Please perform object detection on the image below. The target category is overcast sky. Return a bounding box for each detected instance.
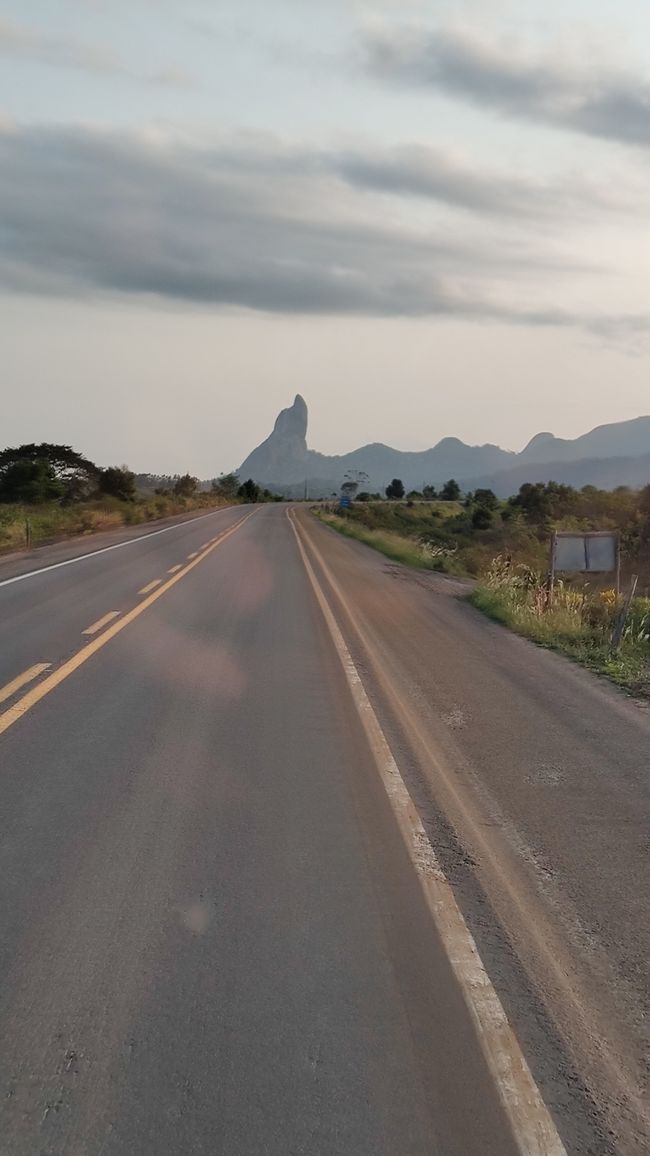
[2,0,650,474]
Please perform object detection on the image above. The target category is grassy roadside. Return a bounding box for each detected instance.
[313,505,650,699]
[0,493,233,555]
[468,562,650,698]
[314,509,462,572]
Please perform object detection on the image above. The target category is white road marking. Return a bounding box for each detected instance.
[0,511,257,741]
[0,509,231,589]
[82,611,121,636]
[288,509,566,1156]
[138,579,162,595]
[167,564,183,574]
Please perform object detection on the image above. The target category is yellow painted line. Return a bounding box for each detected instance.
[138,579,162,595]
[0,663,51,706]
[82,611,120,636]
[288,509,566,1156]
[187,552,198,559]
[0,510,256,740]
[167,564,182,574]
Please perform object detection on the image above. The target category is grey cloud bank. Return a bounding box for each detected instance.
[363,25,650,148]
[0,124,645,337]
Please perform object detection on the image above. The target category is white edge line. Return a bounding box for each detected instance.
[287,509,566,1156]
[0,508,232,589]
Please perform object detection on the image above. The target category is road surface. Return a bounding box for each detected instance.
[0,503,648,1153]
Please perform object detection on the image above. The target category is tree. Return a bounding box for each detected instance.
[0,458,64,504]
[99,466,136,502]
[173,473,198,498]
[345,469,368,487]
[385,478,405,500]
[422,485,437,500]
[211,472,240,498]
[238,478,261,502]
[0,443,98,504]
[508,481,577,525]
[340,469,369,503]
[472,488,498,511]
[471,505,493,530]
[441,479,461,501]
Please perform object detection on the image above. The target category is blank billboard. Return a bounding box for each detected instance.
[554,533,617,573]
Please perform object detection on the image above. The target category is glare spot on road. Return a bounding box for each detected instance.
[181,898,213,935]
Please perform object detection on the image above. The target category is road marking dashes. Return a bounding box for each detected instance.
[0,510,258,742]
[138,579,162,595]
[83,611,120,636]
[0,664,51,706]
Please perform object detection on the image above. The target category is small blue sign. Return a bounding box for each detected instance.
[339,496,351,509]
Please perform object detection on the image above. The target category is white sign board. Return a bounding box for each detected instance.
[554,532,618,573]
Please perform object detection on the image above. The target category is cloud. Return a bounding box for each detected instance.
[331,144,628,221]
[0,17,193,87]
[362,24,650,148]
[0,123,646,338]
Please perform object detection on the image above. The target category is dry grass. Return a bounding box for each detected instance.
[469,556,650,697]
[316,511,456,570]
[0,493,230,554]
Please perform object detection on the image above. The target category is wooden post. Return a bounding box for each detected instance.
[611,574,638,650]
[547,532,557,608]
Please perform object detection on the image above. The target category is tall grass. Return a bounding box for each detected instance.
[316,511,456,570]
[469,556,650,696]
[313,502,650,696]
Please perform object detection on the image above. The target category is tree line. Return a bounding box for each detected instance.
[344,474,650,542]
[0,444,274,507]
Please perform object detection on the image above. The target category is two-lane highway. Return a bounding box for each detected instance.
[4,499,646,1153]
[0,504,248,698]
[0,504,526,1155]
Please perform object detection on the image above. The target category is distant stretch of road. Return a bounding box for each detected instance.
[0,503,648,1154]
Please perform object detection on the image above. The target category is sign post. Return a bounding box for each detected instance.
[547,530,620,608]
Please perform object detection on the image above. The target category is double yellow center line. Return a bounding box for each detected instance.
[0,510,256,740]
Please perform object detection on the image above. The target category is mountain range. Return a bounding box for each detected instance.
[238,395,650,497]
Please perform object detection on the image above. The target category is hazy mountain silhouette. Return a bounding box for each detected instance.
[239,395,650,496]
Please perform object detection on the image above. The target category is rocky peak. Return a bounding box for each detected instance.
[273,394,308,442]
[238,393,310,484]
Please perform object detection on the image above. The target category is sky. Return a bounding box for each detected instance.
[2,0,650,475]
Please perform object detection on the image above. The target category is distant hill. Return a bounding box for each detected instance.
[238,396,650,496]
[519,417,650,465]
[468,452,650,498]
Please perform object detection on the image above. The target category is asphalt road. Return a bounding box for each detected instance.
[0,503,647,1154]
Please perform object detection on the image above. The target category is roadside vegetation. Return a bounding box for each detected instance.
[470,557,650,696]
[314,478,650,697]
[0,445,275,554]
